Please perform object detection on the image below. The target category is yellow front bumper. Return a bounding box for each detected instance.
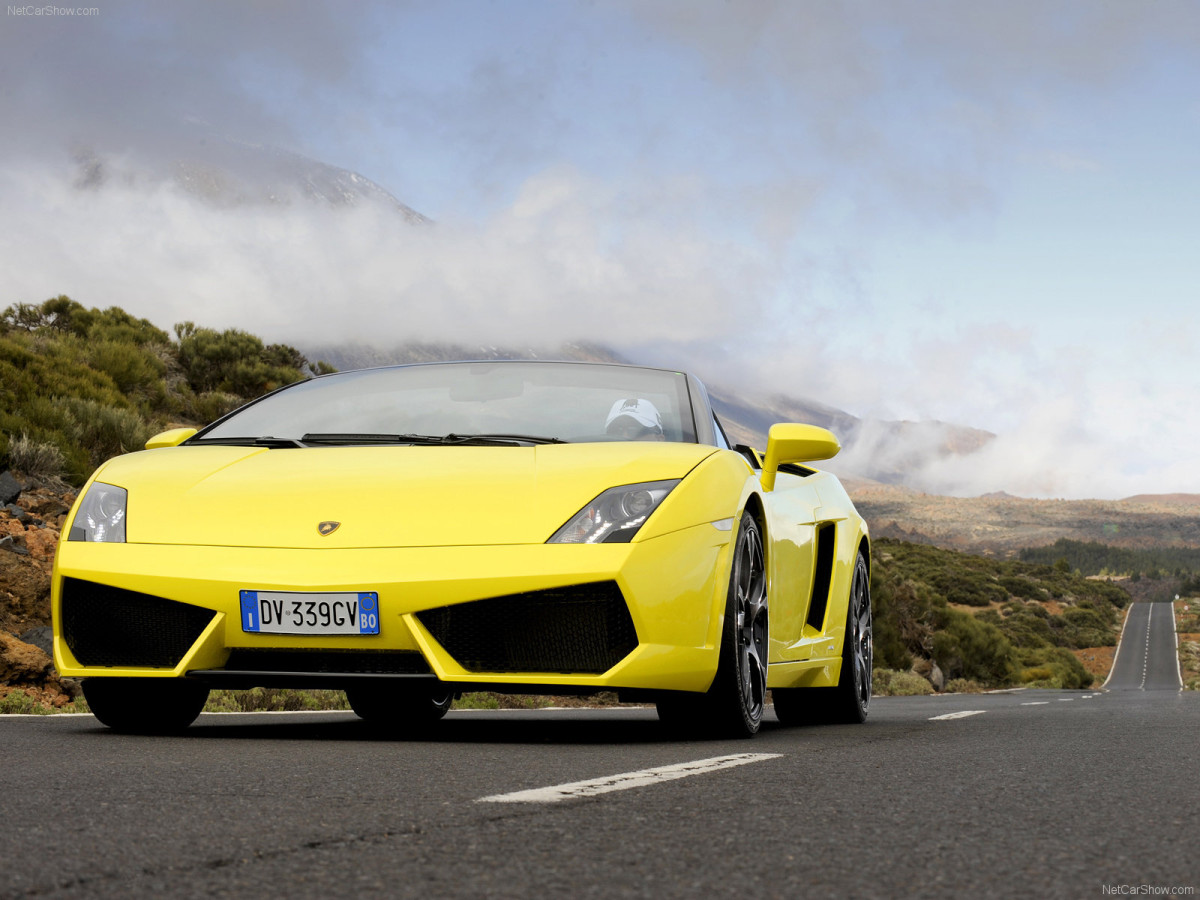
[52,522,733,693]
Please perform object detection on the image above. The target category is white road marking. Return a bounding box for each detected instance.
[1057,698,1074,702]
[1140,603,1154,690]
[929,710,986,721]
[1103,602,1136,689]
[1021,702,1051,706]
[478,753,783,804]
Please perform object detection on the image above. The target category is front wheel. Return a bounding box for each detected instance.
[773,551,872,726]
[657,512,768,738]
[82,677,210,734]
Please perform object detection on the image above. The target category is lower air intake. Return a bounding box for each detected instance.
[417,582,638,674]
[60,577,215,668]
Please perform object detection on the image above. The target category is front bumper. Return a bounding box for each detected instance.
[52,522,733,694]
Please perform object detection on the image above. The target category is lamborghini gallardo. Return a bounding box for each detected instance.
[52,360,872,737]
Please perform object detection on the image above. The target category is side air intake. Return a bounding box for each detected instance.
[806,522,837,631]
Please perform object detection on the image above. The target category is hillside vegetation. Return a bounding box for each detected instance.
[0,296,333,483]
[1019,538,1200,581]
[870,537,1130,690]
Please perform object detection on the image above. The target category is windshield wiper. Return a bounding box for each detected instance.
[301,432,566,446]
[190,436,305,448]
[301,433,405,444]
[221,432,571,448]
[441,433,568,445]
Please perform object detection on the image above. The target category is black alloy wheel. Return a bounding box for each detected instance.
[845,552,873,718]
[730,513,769,732]
[657,512,768,738]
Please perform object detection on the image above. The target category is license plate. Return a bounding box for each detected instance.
[239,591,380,635]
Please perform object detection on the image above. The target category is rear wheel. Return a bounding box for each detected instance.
[657,513,768,738]
[82,677,210,734]
[773,551,872,725]
[346,682,454,726]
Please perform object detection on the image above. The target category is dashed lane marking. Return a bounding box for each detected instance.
[929,710,986,721]
[478,753,783,804]
[1140,603,1154,690]
[1021,702,1051,706]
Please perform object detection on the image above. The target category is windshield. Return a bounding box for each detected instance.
[196,362,699,444]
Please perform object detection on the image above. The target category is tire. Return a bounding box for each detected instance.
[657,512,768,738]
[773,551,872,726]
[346,682,454,726]
[82,677,210,734]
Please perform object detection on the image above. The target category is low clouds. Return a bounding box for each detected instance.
[0,153,766,355]
[2,2,1199,499]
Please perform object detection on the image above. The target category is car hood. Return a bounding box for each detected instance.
[92,442,718,548]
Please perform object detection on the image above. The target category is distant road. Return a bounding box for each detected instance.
[1105,601,1182,690]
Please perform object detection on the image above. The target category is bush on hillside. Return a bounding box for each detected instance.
[1,296,335,484]
[931,609,1018,684]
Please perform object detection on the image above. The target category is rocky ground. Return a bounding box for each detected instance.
[0,470,80,707]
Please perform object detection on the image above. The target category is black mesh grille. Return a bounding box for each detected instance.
[222,649,430,675]
[60,577,215,668]
[417,582,638,674]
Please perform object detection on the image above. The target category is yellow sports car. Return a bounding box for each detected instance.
[53,361,871,737]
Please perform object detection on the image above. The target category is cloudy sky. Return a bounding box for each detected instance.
[2,1,1198,498]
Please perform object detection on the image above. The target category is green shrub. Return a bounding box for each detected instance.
[944,678,985,693]
[999,575,1049,602]
[5,433,67,479]
[87,339,166,396]
[932,609,1018,685]
[998,609,1056,649]
[0,690,39,714]
[175,323,307,397]
[1058,606,1116,648]
[190,391,244,424]
[55,397,154,467]
[871,669,934,696]
[204,688,350,712]
[1017,647,1093,689]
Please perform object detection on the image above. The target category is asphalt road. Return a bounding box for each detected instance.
[2,607,1194,900]
[1106,601,1184,690]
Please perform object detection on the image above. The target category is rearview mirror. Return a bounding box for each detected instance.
[760,423,840,491]
[145,427,198,450]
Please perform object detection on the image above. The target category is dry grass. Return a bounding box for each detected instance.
[1072,646,1117,682]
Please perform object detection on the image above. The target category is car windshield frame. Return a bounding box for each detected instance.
[191,361,703,446]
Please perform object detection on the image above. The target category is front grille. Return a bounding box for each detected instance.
[222,649,431,675]
[417,582,638,674]
[60,577,215,668]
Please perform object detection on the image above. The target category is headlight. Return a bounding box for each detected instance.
[68,482,127,543]
[548,480,679,544]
